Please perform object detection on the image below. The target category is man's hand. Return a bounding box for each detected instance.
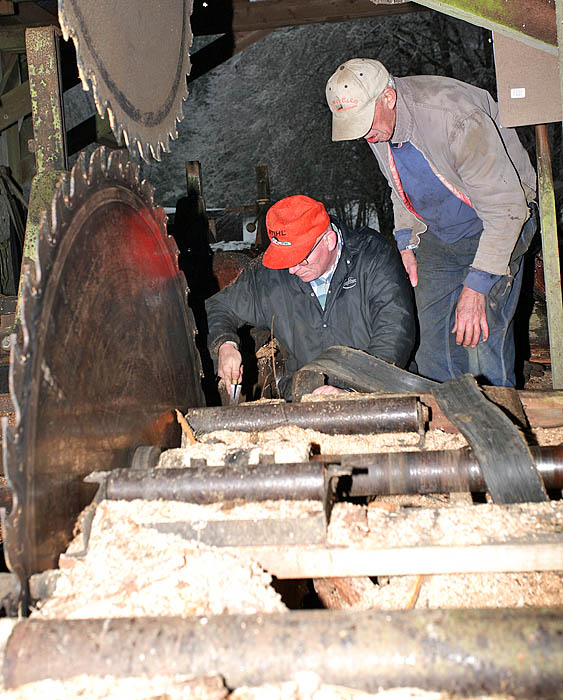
[400,249,418,287]
[311,385,347,396]
[452,286,489,347]
[218,343,243,385]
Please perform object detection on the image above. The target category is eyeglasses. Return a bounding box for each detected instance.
[297,233,327,266]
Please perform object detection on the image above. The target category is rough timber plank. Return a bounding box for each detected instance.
[249,540,563,579]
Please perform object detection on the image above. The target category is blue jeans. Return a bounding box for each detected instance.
[413,211,537,386]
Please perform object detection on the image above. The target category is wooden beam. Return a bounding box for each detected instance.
[0,79,30,131]
[198,0,425,34]
[11,1,58,26]
[0,1,15,16]
[536,125,563,389]
[189,30,272,83]
[251,540,563,578]
[0,27,26,52]
[414,0,556,54]
[233,29,271,53]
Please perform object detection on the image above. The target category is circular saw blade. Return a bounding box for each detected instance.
[1,147,204,602]
[58,0,193,161]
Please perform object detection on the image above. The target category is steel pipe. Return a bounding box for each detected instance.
[104,462,328,503]
[342,444,563,496]
[185,395,426,435]
[3,609,563,696]
[98,445,563,503]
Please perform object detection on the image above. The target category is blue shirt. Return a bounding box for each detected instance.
[391,141,501,295]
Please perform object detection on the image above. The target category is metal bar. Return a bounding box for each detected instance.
[104,462,327,503]
[185,395,426,435]
[342,445,563,496]
[25,27,66,174]
[16,27,68,323]
[97,445,563,504]
[3,609,563,696]
[536,124,563,389]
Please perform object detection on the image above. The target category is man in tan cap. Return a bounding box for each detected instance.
[205,194,415,400]
[326,59,537,387]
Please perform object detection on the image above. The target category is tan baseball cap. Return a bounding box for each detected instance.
[326,58,390,141]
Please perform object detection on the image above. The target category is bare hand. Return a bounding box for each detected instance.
[218,343,243,385]
[400,249,418,287]
[452,286,489,347]
[311,385,348,396]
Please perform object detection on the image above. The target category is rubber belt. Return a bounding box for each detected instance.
[293,346,548,503]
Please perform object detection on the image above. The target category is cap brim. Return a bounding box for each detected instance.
[331,99,376,142]
[262,240,314,270]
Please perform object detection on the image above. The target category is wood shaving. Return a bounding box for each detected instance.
[531,426,563,445]
[312,570,563,611]
[0,674,228,700]
[327,500,563,548]
[34,500,287,620]
[0,674,516,700]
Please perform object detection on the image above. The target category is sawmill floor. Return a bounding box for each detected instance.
[0,363,562,699]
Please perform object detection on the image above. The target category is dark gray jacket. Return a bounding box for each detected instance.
[205,220,415,399]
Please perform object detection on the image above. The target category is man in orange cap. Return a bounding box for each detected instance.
[205,194,415,399]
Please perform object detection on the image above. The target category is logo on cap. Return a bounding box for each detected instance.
[271,235,291,247]
[330,97,359,112]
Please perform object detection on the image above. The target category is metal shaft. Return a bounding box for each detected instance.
[101,445,563,503]
[185,395,426,435]
[105,462,327,503]
[3,609,563,697]
[343,444,563,496]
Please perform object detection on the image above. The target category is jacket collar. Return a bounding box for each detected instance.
[391,77,414,145]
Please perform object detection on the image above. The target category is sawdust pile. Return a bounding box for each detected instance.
[0,671,518,700]
[34,500,286,620]
[170,425,469,469]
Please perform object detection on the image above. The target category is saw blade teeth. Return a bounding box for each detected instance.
[56,172,71,209]
[123,160,140,191]
[9,341,25,431]
[18,268,37,351]
[50,184,69,244]
[107,149,125,181]
[69,152,90,205]
[139,178,155,208]
[155,206,168,231]
[149,142,162,162]
[89,146,109,186]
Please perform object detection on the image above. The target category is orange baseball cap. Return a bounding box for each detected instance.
[263,195,330,269]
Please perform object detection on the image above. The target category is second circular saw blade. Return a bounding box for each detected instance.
[59,0,193,161]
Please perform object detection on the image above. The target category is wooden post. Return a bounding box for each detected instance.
[535,124,563,389]
[185,160,212,241]
[254,162,270,250]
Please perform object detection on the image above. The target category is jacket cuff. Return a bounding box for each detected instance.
[463,268,502,296]
[210,332,240,359]
[394,228,413,251]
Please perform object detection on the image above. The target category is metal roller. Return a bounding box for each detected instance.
[3,609,563,697]
[96,445,563,504]
[185,395,427,435]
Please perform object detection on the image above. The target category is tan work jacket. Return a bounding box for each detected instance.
[369,75,537,276]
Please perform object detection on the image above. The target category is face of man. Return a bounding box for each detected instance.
[288,228,337,282]
[363,88,397,144]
